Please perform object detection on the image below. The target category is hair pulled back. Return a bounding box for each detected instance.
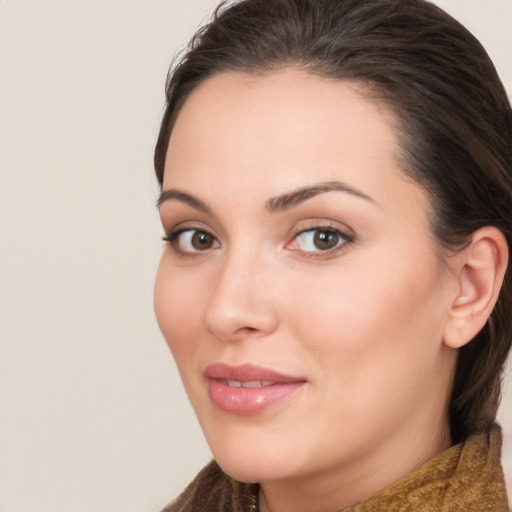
[154,0,512,443]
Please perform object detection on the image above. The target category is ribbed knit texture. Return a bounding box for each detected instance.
[162,424,509,512]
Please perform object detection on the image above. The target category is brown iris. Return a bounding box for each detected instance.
[191,231,215,250]
[313,230,340,250]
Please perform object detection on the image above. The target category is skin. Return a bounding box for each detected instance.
[154,70,461,512]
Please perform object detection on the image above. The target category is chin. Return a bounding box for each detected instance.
[204,426,309,484]
[215,453,294,484]
[216,461,265,484]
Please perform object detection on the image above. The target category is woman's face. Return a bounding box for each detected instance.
[154,70,458,491]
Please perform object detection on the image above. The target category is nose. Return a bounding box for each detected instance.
[203,249,279,342]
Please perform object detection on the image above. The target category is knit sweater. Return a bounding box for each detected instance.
[162,424,509,511]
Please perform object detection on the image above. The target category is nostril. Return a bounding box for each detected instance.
[232,326,261,337]
[237,326,261,336]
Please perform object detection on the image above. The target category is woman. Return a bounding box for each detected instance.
[153,0,512,510]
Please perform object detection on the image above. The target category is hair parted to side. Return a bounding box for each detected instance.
[154,0,512,443]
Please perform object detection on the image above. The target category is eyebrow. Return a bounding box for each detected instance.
[157,189,212,213]
[157,180,373,214]
[265,181,374,213]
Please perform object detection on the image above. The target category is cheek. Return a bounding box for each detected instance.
[284,250,448,370]
[154,256,206,362]
[280,253,452,446]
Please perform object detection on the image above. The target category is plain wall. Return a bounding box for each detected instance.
[0,1,511,511]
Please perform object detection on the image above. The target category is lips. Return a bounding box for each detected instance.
[205,363,306,415]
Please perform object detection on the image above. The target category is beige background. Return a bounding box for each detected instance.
[0,1,511,511]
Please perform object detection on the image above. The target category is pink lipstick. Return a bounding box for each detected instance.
[205,363,306,415]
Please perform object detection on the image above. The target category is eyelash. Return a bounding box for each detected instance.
[162,228,220,255]
[162,225,354,258]
[286,225,354,258]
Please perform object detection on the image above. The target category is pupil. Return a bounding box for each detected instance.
[192,231,212,250]
[314,230,338,250]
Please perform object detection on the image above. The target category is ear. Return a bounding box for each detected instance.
[443,226,508,349]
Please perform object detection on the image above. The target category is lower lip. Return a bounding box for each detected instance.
[208,379,305,415]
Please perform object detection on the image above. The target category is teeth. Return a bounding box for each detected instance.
[226,380,274,388]
[243,380,265,388]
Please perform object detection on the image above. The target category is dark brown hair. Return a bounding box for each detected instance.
[154,0,512,443]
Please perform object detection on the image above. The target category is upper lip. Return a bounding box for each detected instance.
[204,362,306,383]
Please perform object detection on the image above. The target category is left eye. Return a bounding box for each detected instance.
[164,229,220,253]
[291,228,350,253]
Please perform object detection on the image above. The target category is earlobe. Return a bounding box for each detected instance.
[443,227,508,349]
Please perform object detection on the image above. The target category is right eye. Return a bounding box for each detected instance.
[163,229,220,254]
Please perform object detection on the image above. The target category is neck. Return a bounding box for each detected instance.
[258,418,451,512]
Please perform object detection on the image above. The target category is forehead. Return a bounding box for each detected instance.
[163,69,425,216]
[167,69,400,165]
